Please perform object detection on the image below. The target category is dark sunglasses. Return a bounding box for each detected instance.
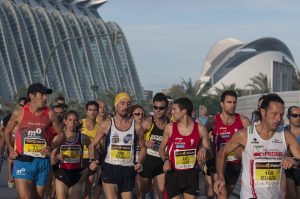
[133,112,144,116]
[19,104,24,107]
[154,106,166,110]
[290,114,300,119]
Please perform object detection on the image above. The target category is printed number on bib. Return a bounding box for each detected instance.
[23,138,46,157]
[111,145,131,163]
[174,149,196,169]
[255,161,281,187]
[83,145,89,159]
[61,145,81,163]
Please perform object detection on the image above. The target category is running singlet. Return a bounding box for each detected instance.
[213,113,244,163]
[15,104,51,158]
[81,119,99,159]
[241,125,287,199]
[145,119,164,157]
[104,118,136,166]
[59,132,83,170]
[168,122,200,170]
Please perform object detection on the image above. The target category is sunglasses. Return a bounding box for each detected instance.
[154,106,166,110]
[290,114,300,119]
[19,104,24,107]
[133,112,144,116]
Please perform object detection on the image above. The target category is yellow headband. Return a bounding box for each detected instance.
[114,92,131,107]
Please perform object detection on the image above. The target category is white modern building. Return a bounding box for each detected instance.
[199,37,300,94]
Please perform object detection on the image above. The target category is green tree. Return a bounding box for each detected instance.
[214,83,247,97]
[246,72,271,94]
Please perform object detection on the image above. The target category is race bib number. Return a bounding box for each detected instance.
[23,138,46,158]
[111,145,132,164]
[255,161,281,187]
[83,145,89,159]
[174,149,196,169]
[60,145,81,163]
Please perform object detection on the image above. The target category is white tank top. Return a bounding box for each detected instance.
[241,124,287,199]
[104,118,136,166]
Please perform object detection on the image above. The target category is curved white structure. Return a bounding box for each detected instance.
[199,37,300,94]
[0,0,144,101]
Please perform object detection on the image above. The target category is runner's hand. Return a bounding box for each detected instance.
[89,160,99,171]
[197,147,207,162]
[8,148,18,160]
[40,146,52,156]
[163,159,171,172]
[281,157,296,169]
[214,175,226,196]
[134,162,143,173]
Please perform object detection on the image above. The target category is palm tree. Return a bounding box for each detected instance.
[246,72,271,94]
[214,83,246,97]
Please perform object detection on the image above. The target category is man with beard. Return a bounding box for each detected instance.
[136,93,169,199]
[215,94,300,199]
[205,90,250,198]
[4,83,64,199]
[89,92,146,199]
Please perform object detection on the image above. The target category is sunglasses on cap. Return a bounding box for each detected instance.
[154,106,166,110]
[290,114,300,119]
[133,112,144,116]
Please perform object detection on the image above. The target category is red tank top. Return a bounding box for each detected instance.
[15,104,52,157]
[168,121,200,170]
[213,113,244,163]
[59,132,83,170]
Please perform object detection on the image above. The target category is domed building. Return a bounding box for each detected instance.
[199,37,300,94]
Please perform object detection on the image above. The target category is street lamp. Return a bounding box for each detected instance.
[90,85,99,100]
[43,32,119,85]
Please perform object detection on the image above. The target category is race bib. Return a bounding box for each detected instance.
[83,145,89,159]
[110,145,132,164]
[23,138,46,158]
[255,161,281,187]
[60,145,81,163]
[174,149,196,169]
[147,140,161,157]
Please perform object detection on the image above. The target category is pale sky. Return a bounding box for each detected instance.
[98,0,300,93]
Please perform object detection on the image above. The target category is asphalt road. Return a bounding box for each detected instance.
[0,159,239,199]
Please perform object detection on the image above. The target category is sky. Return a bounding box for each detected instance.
[98,0,300,93]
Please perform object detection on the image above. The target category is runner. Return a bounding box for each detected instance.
[158,97,212,199]
[215,93,300,199]
[4,83,64,199]
[53,110,91,199]
[96,100,107,124]
[89,92,146,199]
[285,106,300,199]
[205,90,250,198]
[198,105,208,125]
[136,93,169,199]
[80,101,100,199]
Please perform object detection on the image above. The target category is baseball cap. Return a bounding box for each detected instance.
[27,83,52,96]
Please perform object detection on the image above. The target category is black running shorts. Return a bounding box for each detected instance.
[285,168,300,186]
[139,155,164,178]
[165,169,199,199]
[54,168,83,187]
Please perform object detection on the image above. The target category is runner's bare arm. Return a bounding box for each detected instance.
[241,115,251,127]
[159,123,172,172]
[136,122,146,164]
[158,123,172,160]
[282,130,300,168]
[215,129,247,194]
[4,109,22,154]
[197,124,213,161]
[88,119,110,160]
[49,110,65,148]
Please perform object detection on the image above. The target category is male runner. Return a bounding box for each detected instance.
[159,97,212,199]
[80,101,100,199]
[136,92,169,199]
[285,106,300,199]
[215,94,300,199]
[53,110,91,199]
[96,100,107,123]
[4,83,64,199]
[89,92,146,199]
[205,90,250,198]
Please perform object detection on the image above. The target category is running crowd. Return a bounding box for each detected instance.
[0,82,300,199]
